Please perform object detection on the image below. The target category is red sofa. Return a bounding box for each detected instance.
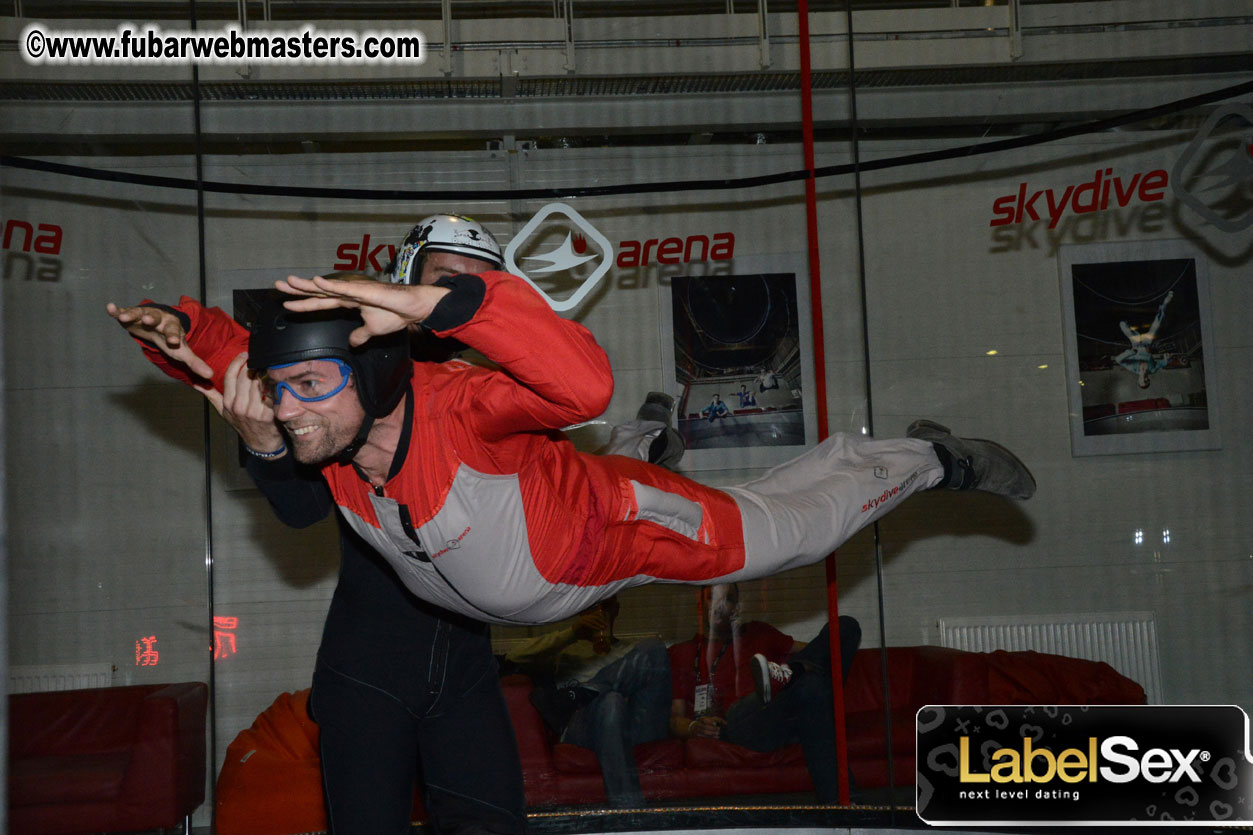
[8,682,208,835]
[505,645,1146,804]
[842,646,1146,788]
[216,646,1145,832]
[506,673,812,806]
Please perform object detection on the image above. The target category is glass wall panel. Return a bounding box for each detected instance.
[5,1,1249,831]
[195,146,519,831]
[848,1,1253,822]
[1,5,216,831]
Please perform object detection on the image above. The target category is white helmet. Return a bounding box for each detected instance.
[387,214,503,285]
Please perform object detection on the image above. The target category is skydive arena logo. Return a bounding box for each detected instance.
[917,705,1253,825]
[1172,101,1253,233]
[504,203,612,312]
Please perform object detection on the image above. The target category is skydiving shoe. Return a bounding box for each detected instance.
[638,392,687,471]
[637,391,674,425]
[648,428,686,471]
[751,654,795,705]
[907,420,1036,500]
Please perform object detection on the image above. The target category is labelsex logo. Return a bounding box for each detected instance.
[504,203,613,312]
[917,704,1253,826]
[960,735,1207,785]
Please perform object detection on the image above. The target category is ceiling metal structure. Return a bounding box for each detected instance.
[5,1,1101,20]
[0,0,1249,148]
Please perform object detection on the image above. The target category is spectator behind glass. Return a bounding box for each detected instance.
[668,583,861,804]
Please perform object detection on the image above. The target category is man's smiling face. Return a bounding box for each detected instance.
[264,359,366,464]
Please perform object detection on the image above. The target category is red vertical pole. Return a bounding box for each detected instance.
[797,11,827,441]
[798,0,851,807]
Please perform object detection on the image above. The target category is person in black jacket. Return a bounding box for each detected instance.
[232,216,528,835]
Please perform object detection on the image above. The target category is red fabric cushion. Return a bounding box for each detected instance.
[984,650,1146,705]
[9,688,146,757]
[552,743,599,772]
[635,739,684,772]
[845,709,917,760]
[9,801,126,835]
[683,738,805,769]
[552,738,683,773]
[9,752,130,805]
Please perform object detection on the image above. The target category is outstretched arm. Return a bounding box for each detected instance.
[106,302,215,380]
[109,296,334,527]
[277,275,450,344]
[277,271,614,438]
[107,296,250,393]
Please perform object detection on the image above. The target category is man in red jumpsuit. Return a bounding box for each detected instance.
[108,271,1034,626]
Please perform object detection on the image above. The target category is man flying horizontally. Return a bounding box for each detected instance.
[108,270,1035,625]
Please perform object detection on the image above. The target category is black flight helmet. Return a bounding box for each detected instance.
[246,293,411,419]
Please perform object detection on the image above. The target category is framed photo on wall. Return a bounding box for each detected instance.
[1057,239,1221,456]
[659,253,819,472]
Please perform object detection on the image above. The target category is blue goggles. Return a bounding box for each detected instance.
[262,359,352,405]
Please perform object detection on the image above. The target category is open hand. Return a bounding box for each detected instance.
[688,716,725,739]
[276,275,450,347]
[106,302,214,380]
[572,610,611,642]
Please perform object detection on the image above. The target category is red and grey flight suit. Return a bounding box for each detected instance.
[140,272,943,626]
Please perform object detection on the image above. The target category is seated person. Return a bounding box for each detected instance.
[668,583,861,804]
[736,384,757,409]
[701,393,730,422]
[505,597,670,808]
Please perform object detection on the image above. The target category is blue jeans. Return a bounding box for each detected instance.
[721,616,862,804]
[561,638,671,807]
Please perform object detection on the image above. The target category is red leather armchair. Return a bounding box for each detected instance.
[8,682,208,835]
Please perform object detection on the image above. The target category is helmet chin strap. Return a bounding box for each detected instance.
[336,413,376,465]
[336,386,412,469]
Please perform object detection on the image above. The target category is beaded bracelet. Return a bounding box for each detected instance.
[245,442,287,459]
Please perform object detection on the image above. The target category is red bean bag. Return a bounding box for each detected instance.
[216,690,326,835]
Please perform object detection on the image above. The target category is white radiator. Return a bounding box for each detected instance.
[936,612,1162,705]
[9,663,114,694]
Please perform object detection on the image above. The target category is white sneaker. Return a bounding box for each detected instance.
[751,653,793,704]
